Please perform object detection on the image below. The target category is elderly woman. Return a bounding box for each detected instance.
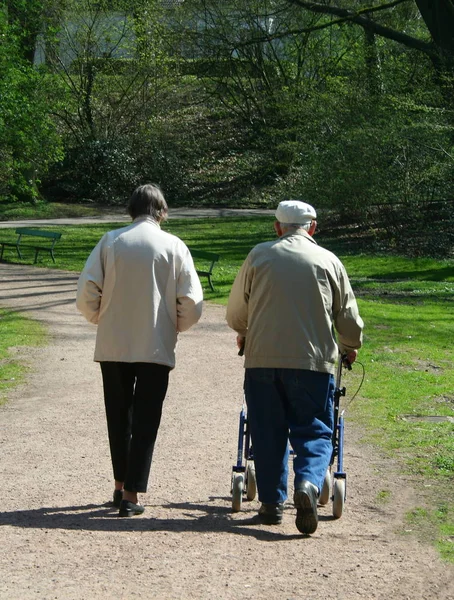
[76,184,203,516]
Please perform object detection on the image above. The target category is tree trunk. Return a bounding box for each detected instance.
[364,27,382,95]
[415,0,454,68]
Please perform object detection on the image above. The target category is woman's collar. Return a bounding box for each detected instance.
[133,215,160,227]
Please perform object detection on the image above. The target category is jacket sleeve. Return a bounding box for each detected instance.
[332,264,364,354]
[176,247,203,332]
[76,238,106,325]
[225,255,251,337]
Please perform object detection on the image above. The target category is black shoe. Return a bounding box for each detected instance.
[257,502,284,525]
[294,481,318,534]
[118,500,145,517]
[112,489,123,508]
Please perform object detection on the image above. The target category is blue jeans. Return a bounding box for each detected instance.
[244,368,335,504]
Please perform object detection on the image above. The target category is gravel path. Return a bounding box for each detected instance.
[0,262,453,600]
[0,207,274,229]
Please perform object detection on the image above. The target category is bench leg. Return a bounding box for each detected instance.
[33,249,56,264]
[208,275,215,292]
[0,243,22,260]
[0,244,21,261]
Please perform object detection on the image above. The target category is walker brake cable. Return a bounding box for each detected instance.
[340,360,365,415]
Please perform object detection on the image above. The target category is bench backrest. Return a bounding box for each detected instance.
[189,249,220,271]
[15,228,62,242]
[189,249,220,262]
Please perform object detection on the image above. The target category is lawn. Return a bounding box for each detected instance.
[0,214,453,560]
[0,309,46,404]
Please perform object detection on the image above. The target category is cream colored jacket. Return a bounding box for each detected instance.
[76,216,203,368]
[226,229,363,374]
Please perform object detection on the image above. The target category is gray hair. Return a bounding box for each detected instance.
[279,221,312,232]
[128,184,168,221]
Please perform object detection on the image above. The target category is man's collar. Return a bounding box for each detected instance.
[282,228,317,244]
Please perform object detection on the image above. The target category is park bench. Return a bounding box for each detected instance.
[0,228,62,264]
[189,248,220,292]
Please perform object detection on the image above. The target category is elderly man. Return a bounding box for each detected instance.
[77,184,203,517]
[226,200,363,534]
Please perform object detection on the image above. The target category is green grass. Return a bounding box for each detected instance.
[0,216,277,302]
[348,296,454,561]
[0,200,109,221]
[0,309,47,404]
[353,298,453,468]
[376,489,392,503]
[405,504,454,561]
[0,213,453,560]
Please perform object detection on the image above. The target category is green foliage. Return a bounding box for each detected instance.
[168,0,454,260]
[4,0,46,62]
[47,139,141,203]
[2,0,454,257]
[0,10,63,202]
[279,72,453,206]
[39,0,189,202]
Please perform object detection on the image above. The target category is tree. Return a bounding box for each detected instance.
[4,0,45,63]
[40,0,191,202]
[415,0,454,72]
[173,1,453,252]
[283,1,454,72]
[0,7,63,201]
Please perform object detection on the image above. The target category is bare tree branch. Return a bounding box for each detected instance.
[283,0,436,57]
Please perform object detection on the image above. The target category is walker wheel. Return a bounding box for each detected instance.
[232,473,244,512]
[319,469,331,506]
[246,463,257,501]
[333,478,346,519]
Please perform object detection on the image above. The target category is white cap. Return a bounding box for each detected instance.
[275,200,316,224]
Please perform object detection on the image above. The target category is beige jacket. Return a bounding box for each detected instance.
[226,229,363,374]
[76,217,203,368]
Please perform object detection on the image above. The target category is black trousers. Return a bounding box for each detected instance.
[100,362,170,493]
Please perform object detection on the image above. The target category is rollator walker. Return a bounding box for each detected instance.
[231,354,351,518]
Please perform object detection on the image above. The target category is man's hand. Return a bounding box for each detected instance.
[237,335,245,356]
[345,350,358,365]
[236,335,245,350]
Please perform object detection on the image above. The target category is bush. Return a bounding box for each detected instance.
[43,139,141,204]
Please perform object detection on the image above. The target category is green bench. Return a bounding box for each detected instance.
[189,248,220,291]
[0,228,62,264]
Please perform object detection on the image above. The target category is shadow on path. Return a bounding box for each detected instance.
[0,498,339,541]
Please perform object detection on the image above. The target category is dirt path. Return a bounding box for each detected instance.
[0,262,453,600]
